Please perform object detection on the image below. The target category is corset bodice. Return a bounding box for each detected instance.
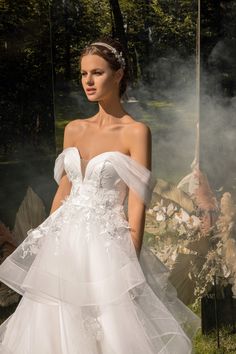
[54,147,156,210]
[60,148,129,208]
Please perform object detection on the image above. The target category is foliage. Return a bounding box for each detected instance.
[1,0,55,157]
[1,0,236,154]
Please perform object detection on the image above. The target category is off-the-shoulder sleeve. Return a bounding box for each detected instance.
[108,152,156,208]
[54,147,82,185]
[54,150,66,185]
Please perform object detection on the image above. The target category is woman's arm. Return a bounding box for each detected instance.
[127,123,152,259]
[49,122,75,215]
[49,174,72,215]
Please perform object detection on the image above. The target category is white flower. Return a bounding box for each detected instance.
[174,208,190,223]
[156,212,166,221]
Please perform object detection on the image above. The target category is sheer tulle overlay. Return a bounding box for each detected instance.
[0,147,200,353]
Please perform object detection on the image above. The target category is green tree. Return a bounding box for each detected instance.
[1,0,55,156]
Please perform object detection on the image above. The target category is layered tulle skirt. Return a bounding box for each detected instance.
[0,194,200,353]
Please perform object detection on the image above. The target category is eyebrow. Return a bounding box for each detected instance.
[80,68,104,72]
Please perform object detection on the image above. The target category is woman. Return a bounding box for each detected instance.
[50,38,151,260]
[0,37,200,353]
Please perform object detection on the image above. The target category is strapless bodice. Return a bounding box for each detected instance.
[54,147,156,209]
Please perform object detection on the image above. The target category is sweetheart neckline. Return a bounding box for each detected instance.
[63,147,132,182]
[71,146,130,162]
[61,146,152,183]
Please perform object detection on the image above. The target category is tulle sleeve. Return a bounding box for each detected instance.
[53,148,156,207]
[54,150,66,185]
[108,152,156,208]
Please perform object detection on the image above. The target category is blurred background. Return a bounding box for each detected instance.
[1,1,236,351]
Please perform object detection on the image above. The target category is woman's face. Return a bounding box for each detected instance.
[80,54,120,102]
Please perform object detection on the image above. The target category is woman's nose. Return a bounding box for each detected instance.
[86,74,94,85]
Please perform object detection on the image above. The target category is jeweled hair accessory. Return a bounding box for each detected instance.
[91,42,126,69]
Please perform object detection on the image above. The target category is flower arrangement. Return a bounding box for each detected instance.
[145,170,236,307]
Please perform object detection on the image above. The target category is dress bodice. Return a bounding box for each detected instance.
[54,147,156,209]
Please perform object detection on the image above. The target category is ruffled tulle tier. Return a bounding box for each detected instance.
[0,199,200,353]
[0,286,194,354]
[0,199,145,307]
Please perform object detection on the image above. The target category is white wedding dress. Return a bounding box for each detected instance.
[0,147,200,353]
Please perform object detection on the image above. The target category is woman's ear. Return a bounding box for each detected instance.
[114,68,124,84]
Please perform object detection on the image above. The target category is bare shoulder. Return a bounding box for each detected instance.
[125,120,151,142]
[63,119,88,148]
[64,118,88,130]
[64,118,92,135]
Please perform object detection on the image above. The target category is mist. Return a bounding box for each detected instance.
[122,44,236,197]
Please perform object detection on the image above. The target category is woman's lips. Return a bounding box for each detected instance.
[86,88,96,94]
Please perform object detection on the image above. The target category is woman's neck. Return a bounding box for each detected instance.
[96,99,127,125]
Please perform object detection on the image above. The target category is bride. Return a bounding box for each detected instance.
[0,37,200,353]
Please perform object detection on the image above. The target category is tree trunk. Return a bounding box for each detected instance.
[63,0,71,81]
[109,0,128,51]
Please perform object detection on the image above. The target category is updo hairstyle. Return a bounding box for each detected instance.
[80,37,129,98]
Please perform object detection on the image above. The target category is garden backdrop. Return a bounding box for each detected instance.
[1,1,236,352]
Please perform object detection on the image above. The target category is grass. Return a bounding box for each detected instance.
[193,327,236,353]
[147,100,174,108]
[191,301,236,352]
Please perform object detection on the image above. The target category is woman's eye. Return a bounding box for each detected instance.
[81,72,86,77]
[95,72,102,75]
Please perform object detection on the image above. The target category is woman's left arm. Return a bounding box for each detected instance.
[127,123,152,259]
